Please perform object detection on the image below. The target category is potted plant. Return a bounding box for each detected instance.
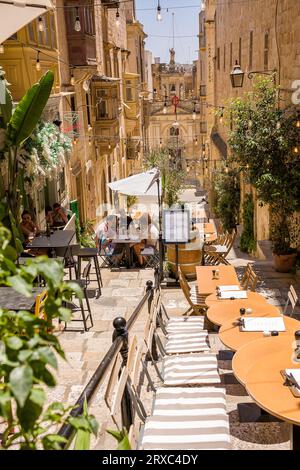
[225,77,300,271]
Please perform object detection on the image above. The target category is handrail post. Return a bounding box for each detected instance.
[112,317,133,430]
[146,280,154,316]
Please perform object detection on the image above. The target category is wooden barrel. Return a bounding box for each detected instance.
[166,230,202,280]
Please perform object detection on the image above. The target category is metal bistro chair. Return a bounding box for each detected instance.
[141,244,160,269]
[64,261,94,332]
[77,247,102,298]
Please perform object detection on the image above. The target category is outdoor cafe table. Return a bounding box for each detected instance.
[27,230,76,256]
[196,265,239,296]
[245,346,300,449]
[0,286,43,311]
[219,315,300,352]
[232,334,298,387]
[207,300,280,327]
[205,290,266,308]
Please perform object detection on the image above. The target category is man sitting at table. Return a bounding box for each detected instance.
[52,203,68,227]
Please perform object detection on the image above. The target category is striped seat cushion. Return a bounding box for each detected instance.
[162,353,220,386]
[165,330,210,353]
[166,316,205,333]
[167,316,205,324]
[141,387,230,450]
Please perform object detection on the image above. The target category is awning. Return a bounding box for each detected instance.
[0,0,53,44]
[107,168,161,198]
[211,132,227,158]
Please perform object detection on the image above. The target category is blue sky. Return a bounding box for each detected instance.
[135,0,202,64]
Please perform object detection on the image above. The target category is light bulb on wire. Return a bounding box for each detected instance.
[276,121,281,130]
[156,0,162,21]
[116,8,120,27]
[296,119,300,128]
[70,70,75,86]
[163,102,167,114]
[36,51,41,71]
[74,8,81,32]
[38,16,44,32]
[219,109,224,124]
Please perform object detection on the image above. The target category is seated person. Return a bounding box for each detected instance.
[45,205,53,226]
[52,203,68,227]
[132,215,159,267]
[96,215,124,265]
[20,210,40,246]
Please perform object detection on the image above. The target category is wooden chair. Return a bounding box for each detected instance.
[34,291,48,319]
[283,285,298,318]
[204,230,236,265]
[178,266,207,315]
[240,263,258,291]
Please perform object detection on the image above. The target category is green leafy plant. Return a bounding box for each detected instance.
[226,76,300,254]
[212,167,240,231]
[107,428,131,450]
[0,212,98,449]
[240,193,256,253]
[126,195,138,209]
[0,70,54,252]
[144,149,186,208]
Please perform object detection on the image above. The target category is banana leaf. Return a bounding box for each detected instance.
[7,71,54,146]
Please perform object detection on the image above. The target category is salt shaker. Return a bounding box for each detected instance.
[293,331,300,363]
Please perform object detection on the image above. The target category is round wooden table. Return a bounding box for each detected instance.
[232,335,296,386]
[219,316,300,352]
[245,347,300,449]
[207,300,280,327]
[205,290,267,308]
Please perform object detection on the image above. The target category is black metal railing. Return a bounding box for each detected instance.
[57,279,155,449]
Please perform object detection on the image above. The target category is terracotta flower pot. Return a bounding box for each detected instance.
[273,252,298,273]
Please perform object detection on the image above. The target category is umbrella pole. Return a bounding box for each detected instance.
[157,177,164,283]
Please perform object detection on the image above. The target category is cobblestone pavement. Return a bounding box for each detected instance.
[51,189,299,450]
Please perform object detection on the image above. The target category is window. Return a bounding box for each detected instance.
[223,44,226,71]
[217,47,220,70]
[27,22,36,43]
[264,32,269,70]
[50,13,57,48]
[106,58,111,77]
[200,122,207,133]
[86,93,91,126]
[84,6,95,35]
[114,53,119,78]
[170,83,176,93]
[125,80,134,102]
[170,127,179,136]
[230,42,233,67]
[238,37,242,66]
[249,31,253,70]
[95,88,118,120]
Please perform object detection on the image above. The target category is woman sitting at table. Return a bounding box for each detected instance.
[132,214,159,267]
[20,210,40,246]
[52,203,68,227]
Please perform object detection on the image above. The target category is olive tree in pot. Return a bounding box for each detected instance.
[225,77,300,272]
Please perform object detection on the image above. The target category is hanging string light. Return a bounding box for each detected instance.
[163,101,167,114]
[156,0,162,21]
[70,69,75,86]
[0,44,4,54]
[296,117,300,128]
[192,103,196,120]
[38,16,45,32]
[116,8,120,27]
[219,108,224,124]
[276,120,281,130]
[194,136,198,146]
[36,51,41,71]
[293,146,299,154]
[74,7,81,32]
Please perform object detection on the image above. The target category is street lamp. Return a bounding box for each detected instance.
[230,60,244,88]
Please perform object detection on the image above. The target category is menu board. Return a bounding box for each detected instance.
[163,210,190,244]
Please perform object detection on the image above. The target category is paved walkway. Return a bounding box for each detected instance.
[51,188,300,450]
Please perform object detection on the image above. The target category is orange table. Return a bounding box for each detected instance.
[245,346,300,448]
[196,265,239,296]
[207,301,280,327]
[219,315,300,352]
[205,290,266,308]
[232,334,296,386]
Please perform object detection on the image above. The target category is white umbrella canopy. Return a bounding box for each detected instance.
[0,0,53,44]
[107,168,161,197]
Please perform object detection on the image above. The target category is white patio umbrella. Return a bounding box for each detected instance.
[0,0,54,45]
[107,168,161,198]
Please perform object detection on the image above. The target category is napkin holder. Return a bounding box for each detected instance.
[281,370,300,398]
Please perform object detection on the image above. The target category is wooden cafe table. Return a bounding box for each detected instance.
[219,315,300,352]
[232,334,298,387]
[207,300,280,327]
[196,265,239,296]
[245,345,300,449]
[205,290,266,308]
